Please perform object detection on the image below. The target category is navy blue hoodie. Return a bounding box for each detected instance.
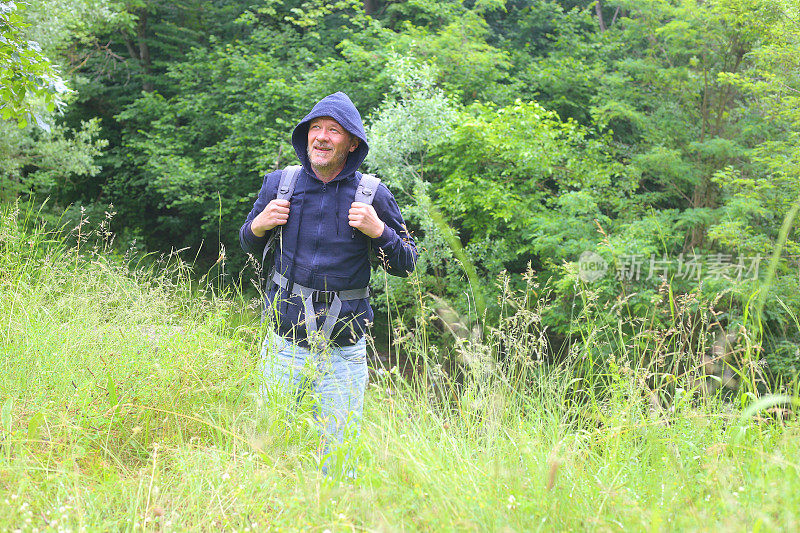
[239,92,418,346]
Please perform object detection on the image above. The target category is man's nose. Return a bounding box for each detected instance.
[316,128,331,141]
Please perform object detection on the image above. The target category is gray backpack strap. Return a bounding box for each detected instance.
[276,165,302,201]
[261,165,302,266]
[355,173,381,205]
[356,173,383,269]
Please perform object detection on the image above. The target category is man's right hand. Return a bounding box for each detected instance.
[250,199,290,237]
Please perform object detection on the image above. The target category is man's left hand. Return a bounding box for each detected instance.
[349,202,385,239]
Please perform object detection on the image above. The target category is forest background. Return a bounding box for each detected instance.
[3,0,800,387]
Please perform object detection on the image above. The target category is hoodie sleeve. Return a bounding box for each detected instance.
[239,170,281,257]
[370,183,418,277]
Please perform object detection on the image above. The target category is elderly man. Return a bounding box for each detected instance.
[239,92,417,475]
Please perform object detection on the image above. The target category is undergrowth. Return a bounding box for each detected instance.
[1,205,799,532]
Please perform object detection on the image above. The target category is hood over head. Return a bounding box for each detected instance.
[292,92,369,180]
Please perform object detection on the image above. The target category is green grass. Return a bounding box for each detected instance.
[2,206,800,532]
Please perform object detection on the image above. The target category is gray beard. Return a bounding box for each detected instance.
[307,144,348,173]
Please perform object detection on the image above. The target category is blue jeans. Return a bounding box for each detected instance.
[259,329,368,476]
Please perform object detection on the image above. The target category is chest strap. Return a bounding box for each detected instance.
[271,270,369,348]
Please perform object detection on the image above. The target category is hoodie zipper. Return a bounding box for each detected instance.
[311,181,326,272]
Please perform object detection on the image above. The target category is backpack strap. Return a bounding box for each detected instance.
[276,165,302,201]
[261,165,302,266]
[355,173,381,205]
[271,270,369,350]
[355,173,383,269]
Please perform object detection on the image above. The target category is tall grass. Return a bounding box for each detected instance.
[2,204,800,531]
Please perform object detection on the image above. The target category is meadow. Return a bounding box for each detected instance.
[2,206,800,532]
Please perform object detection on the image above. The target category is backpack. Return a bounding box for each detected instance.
[260,165,382,277]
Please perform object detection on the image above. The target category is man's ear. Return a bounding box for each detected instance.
[349,137,359,153]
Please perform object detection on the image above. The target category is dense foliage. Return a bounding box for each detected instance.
[0,1,70,128]
[2,0,800,386]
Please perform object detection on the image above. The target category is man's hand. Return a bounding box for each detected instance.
[349,202,385,239]
[251,199,290,237]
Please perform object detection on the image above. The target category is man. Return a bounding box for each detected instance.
[239,92,417,474]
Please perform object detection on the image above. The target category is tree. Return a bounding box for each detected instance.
[0,118,107,205]
[366,56,625,331]
[0,1,70,128]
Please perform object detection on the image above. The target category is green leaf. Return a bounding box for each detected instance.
[27,411,44,440]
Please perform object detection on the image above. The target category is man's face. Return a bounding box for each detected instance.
[307,117,358,175]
